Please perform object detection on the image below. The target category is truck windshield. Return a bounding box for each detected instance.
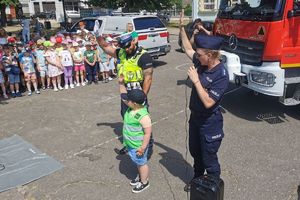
[218,0,285,21]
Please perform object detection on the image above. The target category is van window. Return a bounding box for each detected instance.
[133,17,165,30]
[72,19,99,32]
[85,20,97,31]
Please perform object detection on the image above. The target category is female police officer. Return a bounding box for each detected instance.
[179,16,229,183]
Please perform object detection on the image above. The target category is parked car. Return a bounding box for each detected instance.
[63,15,171,58]
[157,12,170,26]
[33,11,56,20]
[66,10,80,18]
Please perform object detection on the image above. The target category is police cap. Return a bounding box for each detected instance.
[118,33,133,49]
[195,35,224,50]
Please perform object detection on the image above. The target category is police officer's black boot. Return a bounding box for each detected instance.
[118,146,128,155]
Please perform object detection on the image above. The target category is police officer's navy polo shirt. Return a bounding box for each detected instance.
[189,53,229,114]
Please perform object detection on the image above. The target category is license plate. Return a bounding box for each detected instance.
[148,34,159,37]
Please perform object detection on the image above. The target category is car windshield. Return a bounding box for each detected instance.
[133,17,165,30]
[218,0,285,21]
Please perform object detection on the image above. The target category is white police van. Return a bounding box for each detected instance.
[69,15,171,59]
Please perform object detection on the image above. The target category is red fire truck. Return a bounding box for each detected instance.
[196,0,300,105]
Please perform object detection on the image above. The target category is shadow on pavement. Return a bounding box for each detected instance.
[96,122,137,180]
[177,79,192,88]
[115,154,138,181]
[175,48,184,53]
[155,142,193,184]
[221,86,300,122]
[96,122,123,143]
[153,60,167,68]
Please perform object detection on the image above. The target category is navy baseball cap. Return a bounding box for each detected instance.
[118,33,133,48]
[127,89,146,105]
[195,35,224,50]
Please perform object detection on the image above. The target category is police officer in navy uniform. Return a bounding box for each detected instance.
[179,16,229,188]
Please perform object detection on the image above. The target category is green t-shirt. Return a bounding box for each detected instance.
[84,50,96,63]
[131,31,138,39]
[123,31,138,39]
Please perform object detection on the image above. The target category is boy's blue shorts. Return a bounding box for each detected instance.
[127,147,149,166]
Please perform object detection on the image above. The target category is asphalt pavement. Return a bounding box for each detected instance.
[0,28,299,200]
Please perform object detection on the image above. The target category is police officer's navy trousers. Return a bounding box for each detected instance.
[189,112,223,178]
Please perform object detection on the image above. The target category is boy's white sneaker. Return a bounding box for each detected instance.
[53,88,58,92]
[58,86,64,90]
[35,90,40,94]
[65,85,69,90]
[27,91,32,96]
[82,82,86,86]
[70,84,75,89]
[132,181,150,193]
[76,83,80,87]
[108,77,113,81]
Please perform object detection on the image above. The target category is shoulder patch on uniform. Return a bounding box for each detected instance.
[134,113,141,119]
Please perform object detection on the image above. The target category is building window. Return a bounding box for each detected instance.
[65,2,79,11]
[199,0,216,11]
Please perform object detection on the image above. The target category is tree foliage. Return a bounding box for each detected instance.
[0,0,19,6]
[0,0,19,26]
[86,0,179,12]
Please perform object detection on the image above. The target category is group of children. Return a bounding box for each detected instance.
[0,32,117,98]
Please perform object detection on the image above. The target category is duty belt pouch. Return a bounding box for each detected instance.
[190,175,224,200]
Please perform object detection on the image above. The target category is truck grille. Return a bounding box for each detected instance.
[219,35,265,66]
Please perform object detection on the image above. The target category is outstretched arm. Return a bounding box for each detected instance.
[179,12,195,60]
[96,36,117,58]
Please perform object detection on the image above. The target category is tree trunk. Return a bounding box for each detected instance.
[0,4,7,27]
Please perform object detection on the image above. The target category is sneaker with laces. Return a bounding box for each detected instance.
[70,84,75,89]
[108,77,113,81]
[11,93,16,98]
[132,181,150,193]
[130,175,140,186]
[3,93,8,98]
[76,83,80,87]
[58,86,64,90]
[42,86,46,90]
[35,90,40,94]
[82,82,86,86]
[53,88,58,92]
[65,85,69,90]
[27,91,32,96]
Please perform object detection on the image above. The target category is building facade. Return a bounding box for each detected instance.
[17,0,89,22]
[198,0,239,12]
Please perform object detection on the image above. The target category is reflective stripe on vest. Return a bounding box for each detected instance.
[123,107,149,149]
[124,124,143,132]
[123,134,144,141]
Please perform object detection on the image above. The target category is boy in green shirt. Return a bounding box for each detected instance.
[119,76,152,193]
[83,42,98,84]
